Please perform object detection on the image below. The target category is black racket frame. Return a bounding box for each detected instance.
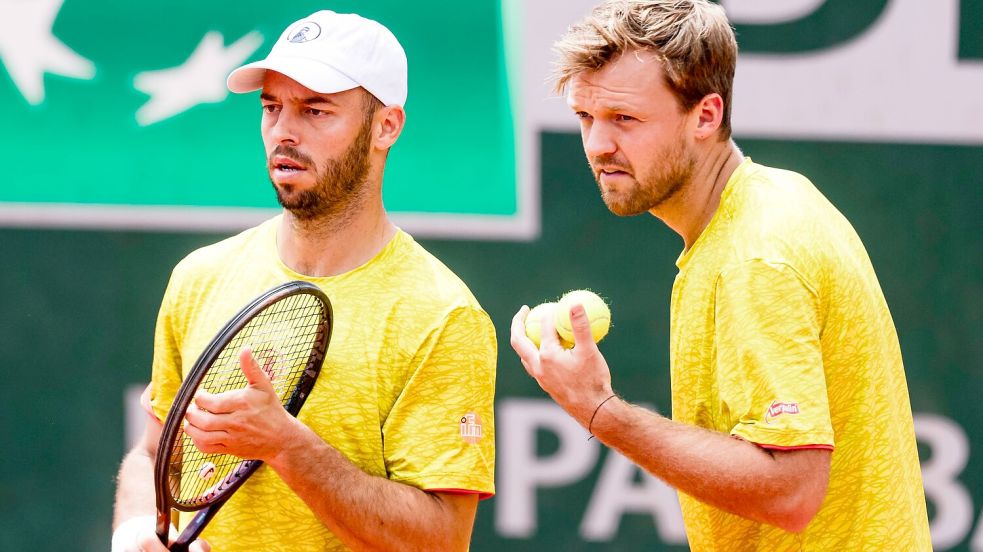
[153,280,332,551]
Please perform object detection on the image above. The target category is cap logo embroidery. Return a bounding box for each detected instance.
[287,22,321,43]
[765,400,800,423]
[460,412,484,444]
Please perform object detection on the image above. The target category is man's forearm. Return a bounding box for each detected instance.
[267,418,476,552]
[588,398,830,532]
[113,447,159,528]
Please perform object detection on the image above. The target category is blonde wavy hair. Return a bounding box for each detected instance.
[554,0,738,138]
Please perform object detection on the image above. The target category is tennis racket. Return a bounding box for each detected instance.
[154,280,332,551]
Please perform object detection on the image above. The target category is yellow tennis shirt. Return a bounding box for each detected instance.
[148,216,496,551]
[670,159,930,550]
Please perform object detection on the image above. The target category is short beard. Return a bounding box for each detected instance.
[270,115,374,223]
[593,141,695,216]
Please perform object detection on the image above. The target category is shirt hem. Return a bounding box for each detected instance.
[141,383,164,426]
[731,427,834,449]
[754,442,834,451]
[426,487,495,501]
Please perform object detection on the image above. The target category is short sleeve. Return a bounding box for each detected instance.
[714,259,834,450]
[382,306,497,497]
[148,269,186,424]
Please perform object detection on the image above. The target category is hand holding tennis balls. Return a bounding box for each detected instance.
[524,290,610,349]
[524,302,573,348]
[555,290,611,344]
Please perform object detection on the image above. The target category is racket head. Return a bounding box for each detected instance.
[153,280,332,515]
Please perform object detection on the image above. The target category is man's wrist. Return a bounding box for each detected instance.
[267,415,311,470]
[111,515,165,552]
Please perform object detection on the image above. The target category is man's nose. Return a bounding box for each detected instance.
[583,122,617,159]
[268,109,300,145]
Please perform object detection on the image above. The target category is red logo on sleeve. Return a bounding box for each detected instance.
[765,401,800,423]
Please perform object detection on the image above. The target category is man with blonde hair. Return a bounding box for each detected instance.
[511,0,931,549]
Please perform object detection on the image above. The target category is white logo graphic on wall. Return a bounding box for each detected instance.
[133,31,263,126]
[0,0,95,105]
[0,0,263,126]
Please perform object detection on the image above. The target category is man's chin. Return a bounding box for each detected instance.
[271,169,319,188]
[274,188,315,212]
[271,179,313,205]
[607,206,645,217]
[602,195,647,217]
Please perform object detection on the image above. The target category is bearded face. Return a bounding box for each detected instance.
[590,136,696,217]
[268,114,373,221]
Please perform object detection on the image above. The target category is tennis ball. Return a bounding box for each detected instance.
[554,290,611,345]
[525,302,574,348]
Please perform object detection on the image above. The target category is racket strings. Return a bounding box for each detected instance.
[168,293,326,507]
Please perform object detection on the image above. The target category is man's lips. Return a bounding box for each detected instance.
[270,155,307,172]
[592,159,631,174]
[597,167,632,180]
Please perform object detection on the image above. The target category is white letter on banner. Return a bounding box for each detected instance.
[496,398,600,537]
[720,0,826,25]
[580,450,686,543]
[915,413,973,550]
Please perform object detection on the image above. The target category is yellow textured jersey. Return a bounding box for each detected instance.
[670,159,930,550]
[148,216,496,551]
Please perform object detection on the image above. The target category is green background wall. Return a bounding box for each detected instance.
[2,0,982,550]
[2,133,981,550]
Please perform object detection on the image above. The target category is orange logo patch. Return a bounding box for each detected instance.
[460,412,484,444]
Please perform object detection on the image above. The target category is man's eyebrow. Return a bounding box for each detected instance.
[260,93,337,105]
[605,104,635,113]
[301,95,337,105]
[566,100,635,114]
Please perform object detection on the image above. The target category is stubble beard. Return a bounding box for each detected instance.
[269,117,373,223]
[593,141,696,217]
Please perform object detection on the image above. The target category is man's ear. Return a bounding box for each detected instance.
[693,93,724,141]
[374,105,406,151]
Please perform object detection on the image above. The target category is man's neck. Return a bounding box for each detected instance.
[651,139,743,250]
[276,195,397,278]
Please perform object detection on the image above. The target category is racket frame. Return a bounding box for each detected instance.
[153,280,332,550]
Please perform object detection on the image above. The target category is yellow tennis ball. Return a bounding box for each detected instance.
[525,302,574,348]
[554,290,611,345]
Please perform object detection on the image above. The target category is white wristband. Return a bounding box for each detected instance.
[111,515,175,552]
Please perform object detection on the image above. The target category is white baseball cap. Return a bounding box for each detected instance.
[227,10,407,107]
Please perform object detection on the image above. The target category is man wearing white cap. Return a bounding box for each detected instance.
[111,10,497,552]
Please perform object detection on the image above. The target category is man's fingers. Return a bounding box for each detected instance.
[191,348,276,415]
[192,390,235,414]
[510,306,541,376]
[510,305,529,334]
[184,403,221,430]
[239,347,276,392]
[182,418,229,453]
[539,305,562,347]
[183,406,229,435]
[509,306,533,353]
[568,304,600,353]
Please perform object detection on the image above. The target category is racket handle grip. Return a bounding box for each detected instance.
[171,505,220,551]
[155,511,172,547]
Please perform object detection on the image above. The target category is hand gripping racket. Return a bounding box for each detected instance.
[154,281,332,551]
